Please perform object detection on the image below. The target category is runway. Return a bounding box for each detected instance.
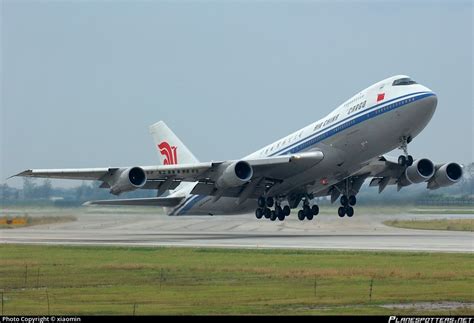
[0,207,472,252]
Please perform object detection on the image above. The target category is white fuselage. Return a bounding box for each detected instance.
[167,75,437,215]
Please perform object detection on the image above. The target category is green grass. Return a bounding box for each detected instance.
[384,219,473,232]
[0,245,472,315]
[409,207,474,215]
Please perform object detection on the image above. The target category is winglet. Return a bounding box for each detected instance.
[8,169,33,179]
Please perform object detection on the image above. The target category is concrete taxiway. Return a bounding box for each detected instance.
[1,207,472,252]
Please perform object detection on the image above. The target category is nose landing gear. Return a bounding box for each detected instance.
[398,136,414,167]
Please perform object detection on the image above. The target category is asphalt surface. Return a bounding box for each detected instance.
[1,207,472,252]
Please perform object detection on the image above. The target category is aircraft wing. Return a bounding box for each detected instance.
[13,151,324,200]
[314,155,449,204]
[14,168,115,180]
[83,196,184,207]
[354,155,412,193]
[299,155,406,204]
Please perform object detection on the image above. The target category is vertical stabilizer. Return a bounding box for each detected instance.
[149,121,199,165]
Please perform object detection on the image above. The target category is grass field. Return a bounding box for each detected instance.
[384,219,473,232]
[0,245,472,315]
[409,208,474,215]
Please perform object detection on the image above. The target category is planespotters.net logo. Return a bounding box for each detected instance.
[389,317,472,323]
[158,141,178,165]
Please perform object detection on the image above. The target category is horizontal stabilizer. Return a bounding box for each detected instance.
[83,196,184,207]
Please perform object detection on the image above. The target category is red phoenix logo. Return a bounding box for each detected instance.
[158,141,178,165]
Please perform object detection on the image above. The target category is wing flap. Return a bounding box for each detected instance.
[355,155,411,193]
[141,179,181,190]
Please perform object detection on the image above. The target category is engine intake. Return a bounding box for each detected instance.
[427,162,463,189]
[128,167,147,186]
[216,161,253,188]
[398,158,435,187]
[110,167,147,195]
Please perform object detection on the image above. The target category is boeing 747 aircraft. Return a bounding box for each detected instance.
[14,75,463,220]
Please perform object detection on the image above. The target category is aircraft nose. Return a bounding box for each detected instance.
[427,92,437,109]
[418,91,437,116]
[418,83,437,108]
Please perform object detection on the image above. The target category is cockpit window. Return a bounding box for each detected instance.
[392,78,417,86]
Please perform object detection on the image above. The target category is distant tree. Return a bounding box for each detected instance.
[75,182,86,201]
[0,183,9,200]
[23,178,37,199]
[40,179,53,199]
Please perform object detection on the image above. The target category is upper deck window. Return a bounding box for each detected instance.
[392,78,417,86]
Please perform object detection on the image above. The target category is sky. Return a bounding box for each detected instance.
[1,0,473,188]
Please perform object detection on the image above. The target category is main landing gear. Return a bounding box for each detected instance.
[255,195,320,222]
[255,196,290,222]
[337,194,356,218]
[297,198,319,221]
[334,176,358,218]
[398,136,414,167]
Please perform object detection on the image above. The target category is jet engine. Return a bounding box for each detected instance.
[216,161,253,188]
[398,158,435,187]
[427,162,463,190]
[110,167,147,195]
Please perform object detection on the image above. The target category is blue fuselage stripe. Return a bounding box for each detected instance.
[176,195,205,215]
[169,195,194,215]
[269,91,431,157]
[273,92,434,156]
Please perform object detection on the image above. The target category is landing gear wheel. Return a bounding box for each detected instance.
[311,205,319,216]
[348,195,357,206]
[277,210,285,221]
[340,195,349,207]
[264,208,271,219]
[270,210,277,221]
[266,197,274,208]
[283,206,291,217]
[346,206,354,217]
[255,208,263,219]
[275,206,285,221]
[407,155,414,166]
[302,204,313,220]
[298,210,305,221]
[257,197,266,208]
[338,206,346,218]
[398,155,407,166]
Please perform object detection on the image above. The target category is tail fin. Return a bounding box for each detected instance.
[149,121,199,165]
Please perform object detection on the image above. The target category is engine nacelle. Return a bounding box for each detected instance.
[216,161,253,188]
[398,158,435,187]
[427,162,463,190]
[110,167,147,195]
